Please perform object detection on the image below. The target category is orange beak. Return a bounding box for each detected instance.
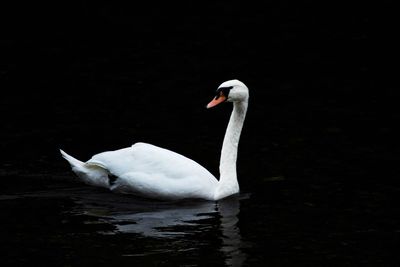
[206,95,226,109]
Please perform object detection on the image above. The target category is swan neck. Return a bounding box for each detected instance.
[216,100,247,199]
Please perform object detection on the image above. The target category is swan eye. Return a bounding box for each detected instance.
[215,86,233,100]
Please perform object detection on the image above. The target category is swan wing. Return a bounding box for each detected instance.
[86,142,218,200]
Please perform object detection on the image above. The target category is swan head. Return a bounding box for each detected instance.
[207,79,249,108]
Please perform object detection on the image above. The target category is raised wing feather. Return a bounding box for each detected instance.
[86,142,218,200]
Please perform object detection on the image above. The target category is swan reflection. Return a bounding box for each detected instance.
[6,188,248,266]
[13,187,249,265]
[111,201,217,237]
[217,196,248,267]
[70,189,249,265]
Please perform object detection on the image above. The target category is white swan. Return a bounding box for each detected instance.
[60,79,249,201]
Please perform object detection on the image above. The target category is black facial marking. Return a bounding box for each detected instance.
[215,86,233,100]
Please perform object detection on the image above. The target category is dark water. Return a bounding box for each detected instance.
[1,2,399,266]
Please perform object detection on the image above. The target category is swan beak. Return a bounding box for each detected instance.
[206,95,226,108]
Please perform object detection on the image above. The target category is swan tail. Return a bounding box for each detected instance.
[60,149,84,168]
[60,149,110,189]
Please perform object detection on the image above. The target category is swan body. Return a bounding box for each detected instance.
[61,79,249,201]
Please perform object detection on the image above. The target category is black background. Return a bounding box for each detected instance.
[1,1,400,265]
[1,1,398,183]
